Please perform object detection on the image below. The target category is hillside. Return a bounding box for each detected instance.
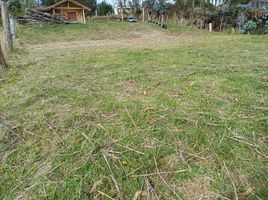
[1,23,268,199]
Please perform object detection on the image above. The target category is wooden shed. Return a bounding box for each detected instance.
[37,0,90,24]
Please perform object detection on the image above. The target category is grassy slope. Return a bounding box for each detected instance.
[0,23,268,199]
[16,23,152,44]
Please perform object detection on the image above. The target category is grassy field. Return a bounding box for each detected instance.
[1,23,268,199]
[16,23,153,44]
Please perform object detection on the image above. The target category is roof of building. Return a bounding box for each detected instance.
[37,0,91,11]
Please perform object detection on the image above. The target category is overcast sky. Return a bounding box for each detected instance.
[99,0,174,8]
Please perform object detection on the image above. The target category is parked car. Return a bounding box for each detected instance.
[127,17,137,23]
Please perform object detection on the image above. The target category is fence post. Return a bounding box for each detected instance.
[209,23,212,32]
[10,15,16,39]
[142,8,144,22]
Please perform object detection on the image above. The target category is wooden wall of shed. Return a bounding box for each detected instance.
[60,9,84,23]
[45,9,84,23]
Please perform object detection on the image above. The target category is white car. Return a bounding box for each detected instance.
[127,17,138,23]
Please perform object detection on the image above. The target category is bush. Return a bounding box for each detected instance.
[243,20,257,34]
[265,21,268,34]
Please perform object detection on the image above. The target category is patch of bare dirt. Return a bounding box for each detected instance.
[21,29,185,51]
[178,176,219,200]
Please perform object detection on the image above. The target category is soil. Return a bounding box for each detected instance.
[21,29,200,51]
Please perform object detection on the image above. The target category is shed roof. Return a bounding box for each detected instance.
[38,0,91,11]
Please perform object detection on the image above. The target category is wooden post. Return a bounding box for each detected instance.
[10,15,16,39]
[142,8,144,22]
[82,8,86,24]
[209,23,212,32]
[121,7,124,22]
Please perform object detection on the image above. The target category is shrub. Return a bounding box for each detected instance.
[265,21,268,34]
[243,20,257,34]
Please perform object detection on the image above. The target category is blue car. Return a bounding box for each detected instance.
[127,17,138,23]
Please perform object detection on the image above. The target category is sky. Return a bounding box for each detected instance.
[35,0,174,10]
[97,0,174,9]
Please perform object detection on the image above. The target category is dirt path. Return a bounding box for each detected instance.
[21,29,196,51]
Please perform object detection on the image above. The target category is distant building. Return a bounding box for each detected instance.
[117,7,133,15]
[37,0,91,24]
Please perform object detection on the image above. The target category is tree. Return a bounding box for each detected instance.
[97,1,113,16]
[41,0,57,6]
[190,0,195,26]
[0,0,19,52]
[154,0,167,25]
[10,0,37,17]
[128,0,141,18]
[77,0,97,14]
[0,43,8,70]
[143,0,156,21]
[218,3,230,31]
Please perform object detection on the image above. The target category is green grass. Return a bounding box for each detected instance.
[1,22,268,199]
[16,23,152,44]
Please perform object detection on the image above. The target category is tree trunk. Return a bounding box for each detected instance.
[1,2,13,52]
[121,7,124,21]
[0,44,8,70]
[220,15,223,31]
[191,0,195,27]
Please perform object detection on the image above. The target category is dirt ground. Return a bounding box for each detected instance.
[21,29,203,51]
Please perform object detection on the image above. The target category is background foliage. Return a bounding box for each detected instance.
[97,1,114,16]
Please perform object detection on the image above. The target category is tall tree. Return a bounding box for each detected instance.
[143,0,156,21]
[128,0,141,18]
[41,0,57,6]
[190,0,195,26]
[97,1,113,16]
[0,0,19,51]
[10,0,37,17]
[0,43,8,69]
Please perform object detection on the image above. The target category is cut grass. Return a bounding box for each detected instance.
[16,23,152,44]
[1,22,268,199]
